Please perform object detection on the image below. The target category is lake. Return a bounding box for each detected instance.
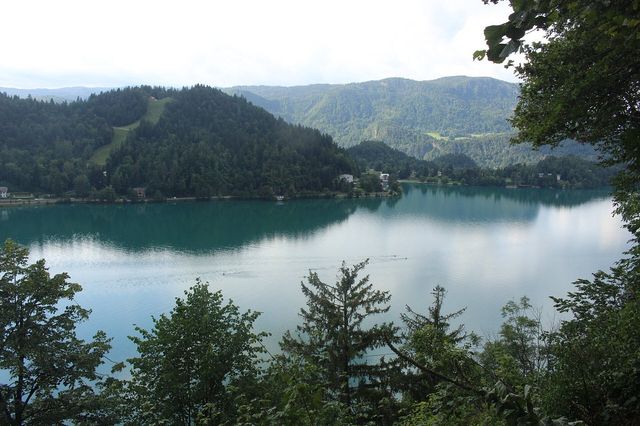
[0,184,630,363]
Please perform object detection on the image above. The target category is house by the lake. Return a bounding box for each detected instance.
[132,187,146,199]
[338,174,354,184]
[380,173,390,191]
[0,187,8,198]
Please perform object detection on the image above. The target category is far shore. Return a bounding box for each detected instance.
[0,191,397,207]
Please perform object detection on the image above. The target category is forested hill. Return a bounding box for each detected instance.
[229,77,598,167]
[106,86,353,197]
[0,86,353,197]
[231,76,518,141]
[348,140,615,188]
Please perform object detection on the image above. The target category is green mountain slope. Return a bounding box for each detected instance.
[0,86,353,197]
[106,86,353,197]
[229,76,597,167]
[90,96,172,166]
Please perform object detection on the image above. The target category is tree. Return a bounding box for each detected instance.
[0,239,112,425]
[400,286,480,398]
[280,260,398,421]
[480,297,546,390]
[541,266,640,424]
[476,0,640,210]
[477,3,640,422]
[123,280,265,425]
[358,173,383,193]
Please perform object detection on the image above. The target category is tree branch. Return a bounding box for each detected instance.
[384,336,482,395]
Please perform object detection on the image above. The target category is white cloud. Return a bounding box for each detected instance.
[0,0,517,88]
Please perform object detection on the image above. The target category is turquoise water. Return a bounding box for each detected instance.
[0,184,630,364]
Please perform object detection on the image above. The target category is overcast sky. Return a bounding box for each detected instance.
[0,0,518,89]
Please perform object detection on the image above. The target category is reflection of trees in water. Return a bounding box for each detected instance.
[0,186,609,253]
[397,183,611,224]
[0,198,383,254]
[410,184,609,207]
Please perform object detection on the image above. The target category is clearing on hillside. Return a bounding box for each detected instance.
[90,97,172,166]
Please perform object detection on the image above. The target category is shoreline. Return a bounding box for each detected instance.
[0,191,398,207]
[0,182,610,208]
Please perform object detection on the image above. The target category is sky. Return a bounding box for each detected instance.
[0,0,518,89]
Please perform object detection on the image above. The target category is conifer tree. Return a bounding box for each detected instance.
[281,260,397,417]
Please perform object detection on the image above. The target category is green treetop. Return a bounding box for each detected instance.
[0,240,111,425]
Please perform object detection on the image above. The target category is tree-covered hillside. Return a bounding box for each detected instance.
[106,85,353,198]
[229,77,598,167]
[0,86,353,197]
[348,140,614,189]
[0,92,113,194]
[232,77,518,141]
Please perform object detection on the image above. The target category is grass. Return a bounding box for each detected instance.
[89,97,172,166]
[426,131,446,140]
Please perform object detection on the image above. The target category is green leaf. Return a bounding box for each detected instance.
[484,24,507,45]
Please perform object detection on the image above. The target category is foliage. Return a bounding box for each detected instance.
[347,140,430,179]
[399,286,480,400]
[86,87,147,127]
[358,172,383,193]
[477,0,639,205]
[106,85,354,198]
[0,92,112,194]
[480,297,546,390]
[478,1,640,423]
[0,85,353,198]
[431,153,478,171]
[477,0,639,159]
[348,140,614,188]
[394,287,491,424]
[122,281,265,425]
[234,355,354,425]
[0,239,112,425]
[229,77,601,167]
[541,265,640,424]
[280,260,399,423]
[231,77,519,146]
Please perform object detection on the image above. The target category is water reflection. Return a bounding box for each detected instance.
[0,186,610,254]
[0,198,384,253]
[393,184,611,224]
[0,185,626,362]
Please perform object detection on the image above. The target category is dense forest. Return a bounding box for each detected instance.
[228,77,599,167]
[348,140,615,189]
[1,87,609,201]
[105,86,353,198]
[0,86,353,198]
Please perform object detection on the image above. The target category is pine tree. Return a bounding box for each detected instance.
[399,286,479,399]
[281,260,397,418]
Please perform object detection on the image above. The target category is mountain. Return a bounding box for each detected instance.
[228,76,598,167]
[347,140,614,189]
[0,86,111,102]
[0,86,353,197]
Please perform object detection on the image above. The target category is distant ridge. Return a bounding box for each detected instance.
[0,86,112,102]
[0,77,598,167]
[228,76,597,167]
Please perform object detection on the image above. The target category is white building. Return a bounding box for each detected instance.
[0,187,7,198]
[338,174,354,184]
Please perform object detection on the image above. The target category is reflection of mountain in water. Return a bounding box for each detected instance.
[0,187,609,252]
[386,184,612,224]
[0,198,383,253]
